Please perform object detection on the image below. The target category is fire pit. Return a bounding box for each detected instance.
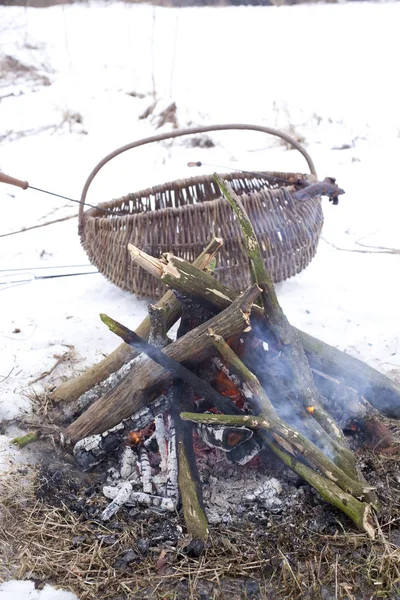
[32,175,395,546]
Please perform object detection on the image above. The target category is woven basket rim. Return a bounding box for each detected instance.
[81,170,314,221]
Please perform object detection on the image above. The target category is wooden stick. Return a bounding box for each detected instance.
[51,237,223,404]
[301,330,400,419]
[173,382,208,541]
[213,174,345,445]
[65,285,260,443]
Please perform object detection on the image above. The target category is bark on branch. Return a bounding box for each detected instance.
[213,173,345,445]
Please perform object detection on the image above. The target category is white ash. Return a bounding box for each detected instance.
[244,477,283,503]
[106,446,140,484]
[165,415,178,503]
[101,481,133,521]
[102,482,175,517]
[72,398,294,526]
[154,414,168,472]
[199,456,294,525]
[138,445,153,494]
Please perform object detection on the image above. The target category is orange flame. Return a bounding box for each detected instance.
[306,406,315,414]
[128,431,142,445]
[127,425,154,445]
[215,370,244,408]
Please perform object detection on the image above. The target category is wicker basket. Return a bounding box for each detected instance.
[78,124,323,298]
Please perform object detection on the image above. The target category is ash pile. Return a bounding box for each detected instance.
[72,384,299,526]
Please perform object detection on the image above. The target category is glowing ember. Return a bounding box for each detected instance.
[127,426,153,445]
[215,370,244,408]
[127,431,142,445]
[306,406,315,414]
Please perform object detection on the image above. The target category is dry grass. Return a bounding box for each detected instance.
[1,411,400,599]
[1,439,400,600]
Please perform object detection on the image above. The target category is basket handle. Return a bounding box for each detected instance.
[78,123,317,227]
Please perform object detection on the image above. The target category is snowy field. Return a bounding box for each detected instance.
[0,1,399,596]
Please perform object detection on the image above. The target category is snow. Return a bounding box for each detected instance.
[0,1,399,596]
[0,581,77,600]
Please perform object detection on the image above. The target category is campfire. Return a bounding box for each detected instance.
[15,175,400,549]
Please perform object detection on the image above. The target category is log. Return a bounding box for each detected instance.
[213,174,345,445]
[311,368,393,450]
[50,237,223,404]
[172,382,209,541]
[65,285,260,443]
[301,330,400,419]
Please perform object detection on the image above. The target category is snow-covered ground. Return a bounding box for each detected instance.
[0,1,399,596]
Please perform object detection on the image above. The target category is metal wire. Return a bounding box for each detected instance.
[0,270,99,291]
[0,264,93,272]
[28,185,117,216]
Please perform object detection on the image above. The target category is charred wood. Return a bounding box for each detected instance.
[72,392,172,470]
[311,368,393,449]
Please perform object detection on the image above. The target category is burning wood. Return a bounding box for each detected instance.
[73,392,172,470]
